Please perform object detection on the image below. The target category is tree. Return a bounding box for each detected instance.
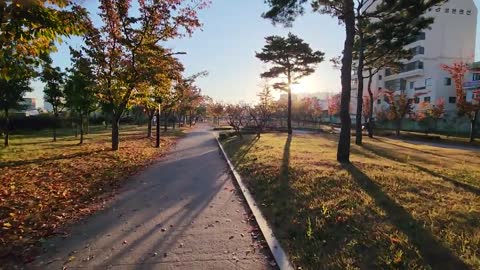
[208,102,224,126]
[353,0,445,145]
[256,33,324,135]
[64,49,98,144]
[250,83,275,136]
[83,0,207,150]
[416,98,445,134]
[264,0,356,163]
[0,73,33,147]
[383,90,427,136]
[134,52,184,138]
[225,104,247,137]
[41,56,65,142]
[175,71,208,127]
[0,1,87,79]
[442,62,480,142]
[327,94,341,124]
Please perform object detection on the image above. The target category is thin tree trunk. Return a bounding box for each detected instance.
[147,111,154,138]
[112,114,120,151]
[80,113,84,144]
[470,111,478,143]
[367,71,374,138]
[53,112,58,142]
[164,111,168,132]
[189,111,193,127]
[156,109,160,148]
[337,0,355,163]
[355,22,365,146]
[4,108,9,147]
[287,69,293,135]
[86,113,90,134]
[396,118,401,136]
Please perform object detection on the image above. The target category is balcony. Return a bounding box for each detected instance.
[385,60,424,79]
[464,80,480,90]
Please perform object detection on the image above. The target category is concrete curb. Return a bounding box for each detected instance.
[215,136,295,270]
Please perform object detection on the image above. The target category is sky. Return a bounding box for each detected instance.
[29,0,480,108]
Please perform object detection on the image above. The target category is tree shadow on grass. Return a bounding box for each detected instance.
[362,143,480,196]
[229,135,260,169]
[0,149,107,168]
[375,138,476,164]
[280,134,292,182]
[343,163,469,270]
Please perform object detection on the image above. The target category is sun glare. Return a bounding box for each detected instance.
[291,84,303,93]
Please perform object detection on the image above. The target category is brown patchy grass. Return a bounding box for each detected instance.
[0,125,184,263]
[222,133,480,270]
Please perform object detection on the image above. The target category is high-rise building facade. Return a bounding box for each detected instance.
[351,0,478,118]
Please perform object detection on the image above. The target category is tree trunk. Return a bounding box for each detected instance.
[111,114,120,151]
[470,111,478,143]
[53,112,58,142]
[147,111,154,138]
[355,22,365,146]
[287,70,293,135]
[4,108,9,147]
[79,113,84,144]
[164,111,168,132]
[86,113,90,134]
[367,72,374,138]
[396,118,402,136]
[156,109,160,148]
[189,111,193,127]
[337,0,355,163]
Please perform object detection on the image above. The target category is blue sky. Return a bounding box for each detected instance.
[29,0,480,108]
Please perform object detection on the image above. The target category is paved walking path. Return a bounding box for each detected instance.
[32,125,271,269]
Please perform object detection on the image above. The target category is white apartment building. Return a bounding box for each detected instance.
[351,0,478,118]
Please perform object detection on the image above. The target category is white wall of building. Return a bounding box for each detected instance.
[352,0,478,119]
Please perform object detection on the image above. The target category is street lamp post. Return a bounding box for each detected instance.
[156,103,161,148]
[155,51,187,148]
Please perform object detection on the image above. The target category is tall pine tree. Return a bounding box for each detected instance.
[256,33,324,135]
[263,0,356,163]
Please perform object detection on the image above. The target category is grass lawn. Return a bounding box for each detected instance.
[222,133,480,270]
[0,125,184,263]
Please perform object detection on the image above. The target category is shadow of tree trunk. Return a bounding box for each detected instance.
[344,163,469,270]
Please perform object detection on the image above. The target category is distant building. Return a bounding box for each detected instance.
[44,101,53,112]
[19,98,37,111]
[351,0,478,119]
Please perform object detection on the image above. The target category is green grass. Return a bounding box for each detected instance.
[222,133,480,270]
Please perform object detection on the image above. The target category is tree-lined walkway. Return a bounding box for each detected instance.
[32,124,271,269]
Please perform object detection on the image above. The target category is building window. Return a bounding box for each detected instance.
[444,77,452,85]
[410,81,415,89]
[445,8,449,13]
[473,73,480,81]
[449,97,456,103]
[424,96,431,103]
[460,9,464,15]
[428,8,432,12]
[467,10,472,15]
[411,46,425,55]
[452,9,457,14]
[414,97,420,104]
[377,99,381,104]
[425,78,432,87]
[379,75,382,80]
[436,7,441,12]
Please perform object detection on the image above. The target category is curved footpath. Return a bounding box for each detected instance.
[31,124,272,270]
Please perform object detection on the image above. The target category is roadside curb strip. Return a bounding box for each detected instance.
[215,136,295,270]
